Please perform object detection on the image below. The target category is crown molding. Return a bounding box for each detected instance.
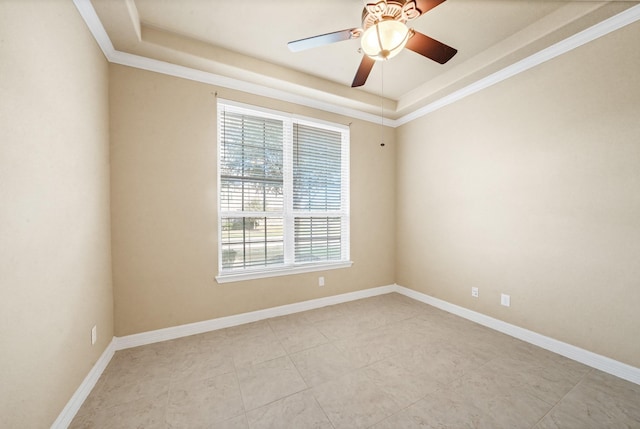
[394,3,640,127]
[74,0,116,58]
[74,0,640,128]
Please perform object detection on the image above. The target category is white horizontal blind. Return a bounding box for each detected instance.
[293,124,342,211]
[219,107,286,270]
[293,123,344,263]
[219,111,284,213]
[218,100,349,277]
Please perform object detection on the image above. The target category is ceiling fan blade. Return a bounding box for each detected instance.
[414,0,447,16]
[406,30,457,64]
[288,29,359,52]
[352,55,375,87]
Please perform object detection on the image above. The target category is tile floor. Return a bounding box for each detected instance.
[70,293,640,428]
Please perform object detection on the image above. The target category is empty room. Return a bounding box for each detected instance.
[2,0,639,428]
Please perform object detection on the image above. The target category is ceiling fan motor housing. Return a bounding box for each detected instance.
[361,0,421,30]
[287,0,456,87]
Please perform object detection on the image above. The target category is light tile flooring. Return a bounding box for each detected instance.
[70,293,640,428]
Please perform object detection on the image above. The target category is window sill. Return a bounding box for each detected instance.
[215,261,353,284]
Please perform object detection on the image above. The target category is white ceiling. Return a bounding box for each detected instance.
[133,0,564,98]
[89,0,639,121]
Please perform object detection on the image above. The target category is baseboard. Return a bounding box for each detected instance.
[113,282,640,386]
[52,285,395,427]
[53,282,639,427]
[114,284,397,350]
[394,284,640,386]
[50,338,116,429]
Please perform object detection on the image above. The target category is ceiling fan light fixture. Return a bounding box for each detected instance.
[361,19,410,61]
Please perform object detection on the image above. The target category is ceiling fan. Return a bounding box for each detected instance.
[287,0,458,88]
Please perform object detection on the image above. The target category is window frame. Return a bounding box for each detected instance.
[215,99,352,283]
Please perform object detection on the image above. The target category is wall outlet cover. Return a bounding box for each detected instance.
[501,294,511,307]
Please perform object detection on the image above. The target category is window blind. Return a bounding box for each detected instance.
[217,100,350,278]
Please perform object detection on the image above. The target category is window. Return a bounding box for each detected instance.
[216,100,350,282]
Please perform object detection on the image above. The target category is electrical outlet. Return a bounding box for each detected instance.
[501,294,511,307]
[91,325,97,345]
[471,287,479,298]
[318,276,325,287]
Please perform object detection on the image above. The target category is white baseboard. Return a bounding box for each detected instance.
[112,283,640,386]
[394,284,640,386]
[50,338,116,429]
[52,285,394,427]
[54,282,640,428]
[114,284,397,350]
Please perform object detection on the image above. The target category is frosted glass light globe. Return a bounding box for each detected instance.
[361,20,410,61]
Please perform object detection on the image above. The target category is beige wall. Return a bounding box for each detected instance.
[109,65,396,336]
[2,3,638,425]
[0,0,113,427]
[397,21,640,368]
